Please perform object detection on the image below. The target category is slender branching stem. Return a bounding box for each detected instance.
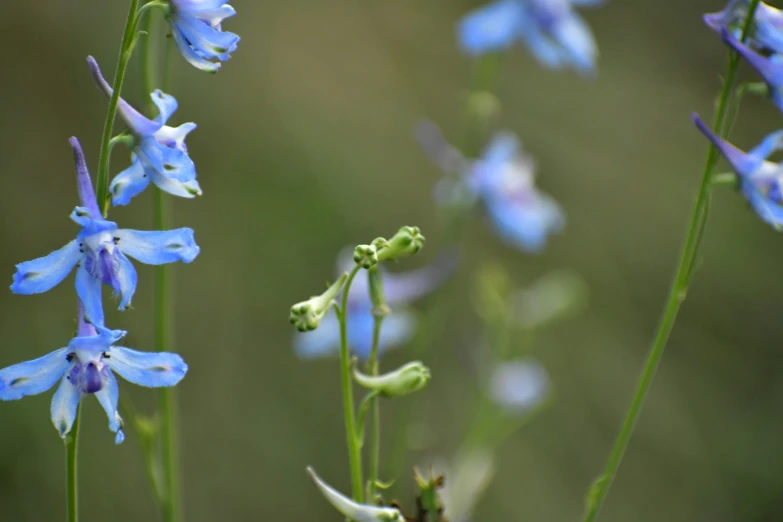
[582,3,762,520]
[65,406,81,522]
[366,316,384,501]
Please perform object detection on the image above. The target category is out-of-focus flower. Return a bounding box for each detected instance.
[168,0,240,73]
[88,57,201,206]
[459,0,603,74]
[0,306,187,444]
[294,252,458,360]
[705,0,783,54]
[693,114,783,229]
[510,269,588,329]
[306,467,404,522]
[10,138,200,325]
[489,358,550,413]
[417,122,565,253]
[720,30,783,110]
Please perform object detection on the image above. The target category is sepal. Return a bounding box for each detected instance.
[289,273,348,332]
[353,361,431,397]
[306,467,404,522]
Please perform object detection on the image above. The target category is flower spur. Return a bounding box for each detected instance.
[10,137,200,325]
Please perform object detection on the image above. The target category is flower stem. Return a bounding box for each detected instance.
[339,265,365,503]
[582,3,761,520]
[366,315,384,501]
[65,406,81,522]
[96,0,141,218]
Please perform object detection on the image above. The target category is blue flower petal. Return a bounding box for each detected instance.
[459,0,525,55]
[0,349,71,401]
[517,17,571,70]
[171,26,222,73]
[294,313,341,359]
[486,193,566,253]
[153,170,203,199]
[108,347,188,387]
[76,262,105,326]
[11,240,82,295]
[349,309,416,360]
[174,11,240,61]
[87,57,162,136]
[723,29,783,89]
[742,179,783,230]
[137,137,197,183]
[150,89,179,126]
[115,228,200,264]
[692,113,766,176]
[115,251,137,311]
[172,0,229,10]
[110,156,152,206]
[94,371,124,444]
[548,12,598,73]
[51,377,82,439]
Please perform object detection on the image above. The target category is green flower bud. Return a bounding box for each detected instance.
[307,467,404,522]
[354,244,379,269]
[376,226,425,262]
[289,272,348,332]
[354,361,431,397]
[367,266,390,318]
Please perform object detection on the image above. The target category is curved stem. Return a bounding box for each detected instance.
[366,316,384,501]
[339,265,365,503]
[96,0,141,217]
[582,3,761,520]
[65,406,81,522]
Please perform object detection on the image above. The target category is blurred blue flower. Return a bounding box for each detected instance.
[719,30,783,111]
[489,359,549,414]
[88,57,201,206]
[294,253,457,360]
[168,0,240,73]
[0,307,188,444]
[458,0,602,74]
[10,138,200,325]
[417,122,565,253]
[705,0,783,54]
[693,114,783,229]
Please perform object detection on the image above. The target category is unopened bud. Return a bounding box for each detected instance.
[354,361,431,397]
[354,244,378,269]
[376,226,425,262]
[306,467,404,522]
[367,266,389,318]
[289,273,348,332]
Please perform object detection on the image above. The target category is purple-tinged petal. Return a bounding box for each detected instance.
[110,156,151,207]
[722,28,783,87]
[11,240,82,295]
[115,251,137,311]
[69,137,101,217]
[76,262,105,326]
[0,349,71,401]
[114,228,200,264]
[77,301,98,337]
[154,122,197,151]
[51,377,81,439]
[107,347,188,387]
[692,113,766,176]
[87,56,162,136]
[171,0,229,10]
[93,371,124,444]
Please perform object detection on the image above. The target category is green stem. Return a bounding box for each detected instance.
[96,0,141,217]
[582,3,761,520]
[366,315,384,501]
[339,265,365,503]
[65,406,81,522]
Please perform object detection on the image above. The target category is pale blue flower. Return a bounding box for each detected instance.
[88,57,201,206]
[168,0,240,73]
[10,138,200,325]
[705,0,783,54]
[294,253,457,360]
[693,113,783,229]
[719,30,783,111]
[417,122,565,253]
[489,359,549,413]
[0,307,187,444]
[459,0,602,74]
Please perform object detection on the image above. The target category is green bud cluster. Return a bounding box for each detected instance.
[354,244,379,269]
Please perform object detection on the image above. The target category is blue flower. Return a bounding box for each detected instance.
[10,138,200,325]
[418,122,565,253]
[719,29,783,111]
[168,0,240,73]
[705,0,783,54]
[88,57,201,206]
[489,359,550,414]
[693,113,783,229]
[458,0,602,74]
[0,307,188,444]
[294,253,457,360]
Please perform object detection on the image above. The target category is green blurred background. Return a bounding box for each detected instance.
[3,1,783,520]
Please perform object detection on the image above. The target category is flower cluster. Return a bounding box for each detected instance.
[695,2,783,229]
[3,0,240,443]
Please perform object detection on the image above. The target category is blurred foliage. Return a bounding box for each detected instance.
[3,1,783,521]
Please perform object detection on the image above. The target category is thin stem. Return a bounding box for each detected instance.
[366,315,384,501]
[96,0,141,217]
[339,265,365,503]
[65,405,81,522]
[582,3,761,520]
